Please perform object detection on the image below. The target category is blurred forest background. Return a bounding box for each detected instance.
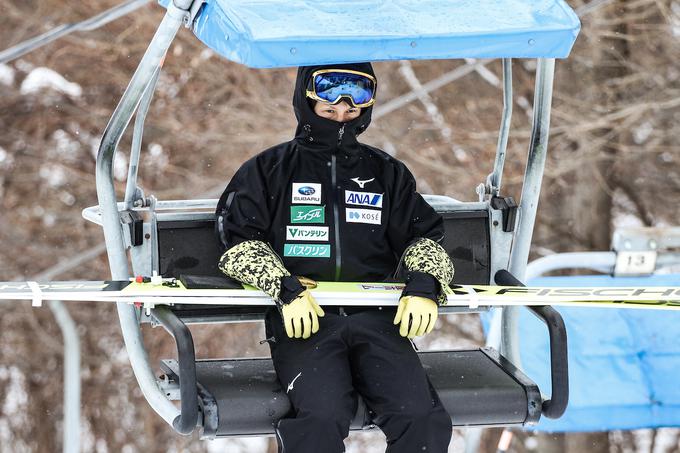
[1,0,679,452]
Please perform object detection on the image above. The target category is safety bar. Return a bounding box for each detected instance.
[81,195,477,226]
[151,306,199,435]
[494,269,569,419]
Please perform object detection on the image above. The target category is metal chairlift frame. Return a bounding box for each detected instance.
[85,0,578,437]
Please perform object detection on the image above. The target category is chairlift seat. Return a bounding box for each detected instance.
[161,348,541,439]
[151,201,566,437]
[156,207,492,322]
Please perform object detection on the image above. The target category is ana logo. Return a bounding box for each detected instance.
[292,183,321,204]
[298,186,316,196]
[345,190,383,208]
[291,205,325,224]
[345,208,381,225]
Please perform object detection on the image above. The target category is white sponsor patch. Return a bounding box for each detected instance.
[345,190,383,208]
[292,183,322,204]
[346,208,382,225]
[286,225,329,242]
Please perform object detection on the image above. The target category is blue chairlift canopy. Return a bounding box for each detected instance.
[505,274,680,432]
[159,0,580,68]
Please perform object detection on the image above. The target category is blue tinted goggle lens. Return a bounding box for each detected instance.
[313,72,375,106]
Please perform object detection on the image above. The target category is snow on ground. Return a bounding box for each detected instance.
[0,64,14,86]
[20,67,82,98]
[39,164,68,188]
[0,366,29,451]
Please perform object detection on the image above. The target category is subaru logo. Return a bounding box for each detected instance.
[298,186,316,196]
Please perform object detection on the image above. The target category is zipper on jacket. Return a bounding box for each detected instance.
[332,124,345,281]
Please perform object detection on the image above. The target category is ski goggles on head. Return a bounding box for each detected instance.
[306,69,377,108]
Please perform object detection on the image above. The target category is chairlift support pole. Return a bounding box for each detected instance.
[502,58,556,364]
[487,58,513,197]
[95,1,194,429]
[48,301,81,453]
[124,67,160,208]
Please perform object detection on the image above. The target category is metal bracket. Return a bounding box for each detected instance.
[611,227,680,276]
[181,0,206,28]
[148,195,160,275]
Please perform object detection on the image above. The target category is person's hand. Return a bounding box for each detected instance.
[282,290,325,339]
[393,296,438,338]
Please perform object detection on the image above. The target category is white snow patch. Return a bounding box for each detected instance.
[612,188,646,228]
[633,121,653,144]
[114,152,128,182]
[149,142,164,157]
[39,164,68,188]
[42,212,56,227]
[95,438,108,453]
[453,146,469,162]
[0,64,15,86]
[20,67,82,98]
[59,191,76,206]
[14,59,33,73]
[671,2,680,37]
[614,213,644,229]
[50,129,81,160]
[2,367,28,416]
[201,48,214,60]
[660,152,674,163]
[205,437,270,453]
[0,146,13,169]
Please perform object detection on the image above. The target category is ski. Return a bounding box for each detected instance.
[0,279,679,309]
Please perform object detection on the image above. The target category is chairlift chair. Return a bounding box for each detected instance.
[84,0,581,438]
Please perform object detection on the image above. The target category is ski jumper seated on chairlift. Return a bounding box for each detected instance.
[216,62,455,453]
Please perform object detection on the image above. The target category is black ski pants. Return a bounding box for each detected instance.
[265,307,452,453]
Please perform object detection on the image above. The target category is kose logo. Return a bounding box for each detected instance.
[298,186,316,196]
[349,212,360,219]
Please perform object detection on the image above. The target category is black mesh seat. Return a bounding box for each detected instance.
[160,348,541,439]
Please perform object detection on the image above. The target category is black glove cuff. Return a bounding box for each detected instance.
[401,271,441,305]
[278,276,305,305]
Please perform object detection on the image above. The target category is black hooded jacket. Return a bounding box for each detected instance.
[217,62,444,286]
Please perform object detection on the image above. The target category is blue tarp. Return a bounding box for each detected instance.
[159,0,580,68]
[508,274,680,432]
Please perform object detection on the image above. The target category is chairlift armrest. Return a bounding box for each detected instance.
[151,306,199,434]
[494,270,569,419]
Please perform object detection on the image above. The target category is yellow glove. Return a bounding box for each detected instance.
[393,296,438,338]
[282,290,325,339]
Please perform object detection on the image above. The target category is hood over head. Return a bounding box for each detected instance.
[293,62,375,151]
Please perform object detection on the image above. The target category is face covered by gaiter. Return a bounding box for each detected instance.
[293,62,376,150]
